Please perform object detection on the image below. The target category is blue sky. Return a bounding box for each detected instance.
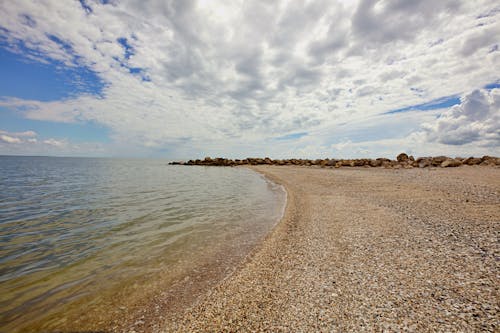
[0,46,110,143]
[0,46,102,101]
[0,1,499,158]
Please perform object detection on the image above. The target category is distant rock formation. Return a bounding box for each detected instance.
[169,154,500,168]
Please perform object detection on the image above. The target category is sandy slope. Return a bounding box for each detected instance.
[161,166,499,332]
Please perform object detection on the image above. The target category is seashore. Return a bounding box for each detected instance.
[157,165,499,332]
[12,163,497,332]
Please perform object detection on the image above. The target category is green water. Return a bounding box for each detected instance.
[0,156,285,331]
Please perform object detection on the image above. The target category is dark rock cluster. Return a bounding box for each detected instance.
[169,154,499,168]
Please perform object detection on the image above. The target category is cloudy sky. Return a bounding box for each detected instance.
[0,0,499,159]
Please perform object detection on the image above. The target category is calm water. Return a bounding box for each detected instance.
[0,156,285,331]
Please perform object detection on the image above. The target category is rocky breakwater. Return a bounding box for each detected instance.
[169,154,500,168]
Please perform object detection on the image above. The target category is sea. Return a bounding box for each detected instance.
[0,156,286,332]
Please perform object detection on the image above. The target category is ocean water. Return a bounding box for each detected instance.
[0,156,286,331]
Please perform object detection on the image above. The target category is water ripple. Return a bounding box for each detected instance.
[0,156,285,331]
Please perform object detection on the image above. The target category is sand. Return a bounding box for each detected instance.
[157,165,499,332]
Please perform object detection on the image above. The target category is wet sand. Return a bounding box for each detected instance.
[161,165,499,332]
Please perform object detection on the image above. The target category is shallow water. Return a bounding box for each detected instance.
[0,156,285,331]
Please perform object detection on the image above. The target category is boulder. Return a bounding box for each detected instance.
[417,158,431,168]
[397,153,409,162]
[480,159,496,166]
[480,156,499,166]
[462,157,481,165]
[361,159,372,166]
[441,158,462,167]
[169,154,498,169]
[382,161,392,168]
[351,160,365,167]
[431,156,448,166]
[327,159,338,167]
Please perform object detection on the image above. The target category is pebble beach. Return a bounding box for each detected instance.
[159,165,499,332]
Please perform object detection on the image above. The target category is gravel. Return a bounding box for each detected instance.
[159,165,499,332]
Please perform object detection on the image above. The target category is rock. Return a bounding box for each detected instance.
[328,159,338,167]
[168,155,497,169]
[417,158,431,168]
[431,156,448,166]
[463,157,482,165]
[377,158,392,165]
[397,153,409,162]
[382,161,392,168]
[480,156,499,166]
[361,159,372,166]
[480,159,496,166]
[441,158,462,167]
[352,160,365,167]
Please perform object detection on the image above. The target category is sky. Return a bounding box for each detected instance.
[0,0,499,159]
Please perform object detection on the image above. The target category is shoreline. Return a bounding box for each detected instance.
[157,166,300,332]
[104,167,290,333]
[2,165,286,333]
[161,165,499,332]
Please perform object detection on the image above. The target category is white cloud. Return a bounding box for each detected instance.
[0,134,22,144]
[0,129,37,137]
[0,130,39,144]
[42,138,67,147]
[422,88,500,146]
[0,98,83,123]
[0,129,67,150]
[0,0,499,157]
[0,128,112,156]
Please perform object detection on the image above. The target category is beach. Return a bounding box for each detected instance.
[160,165,499,332]
[0,158,285,333]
